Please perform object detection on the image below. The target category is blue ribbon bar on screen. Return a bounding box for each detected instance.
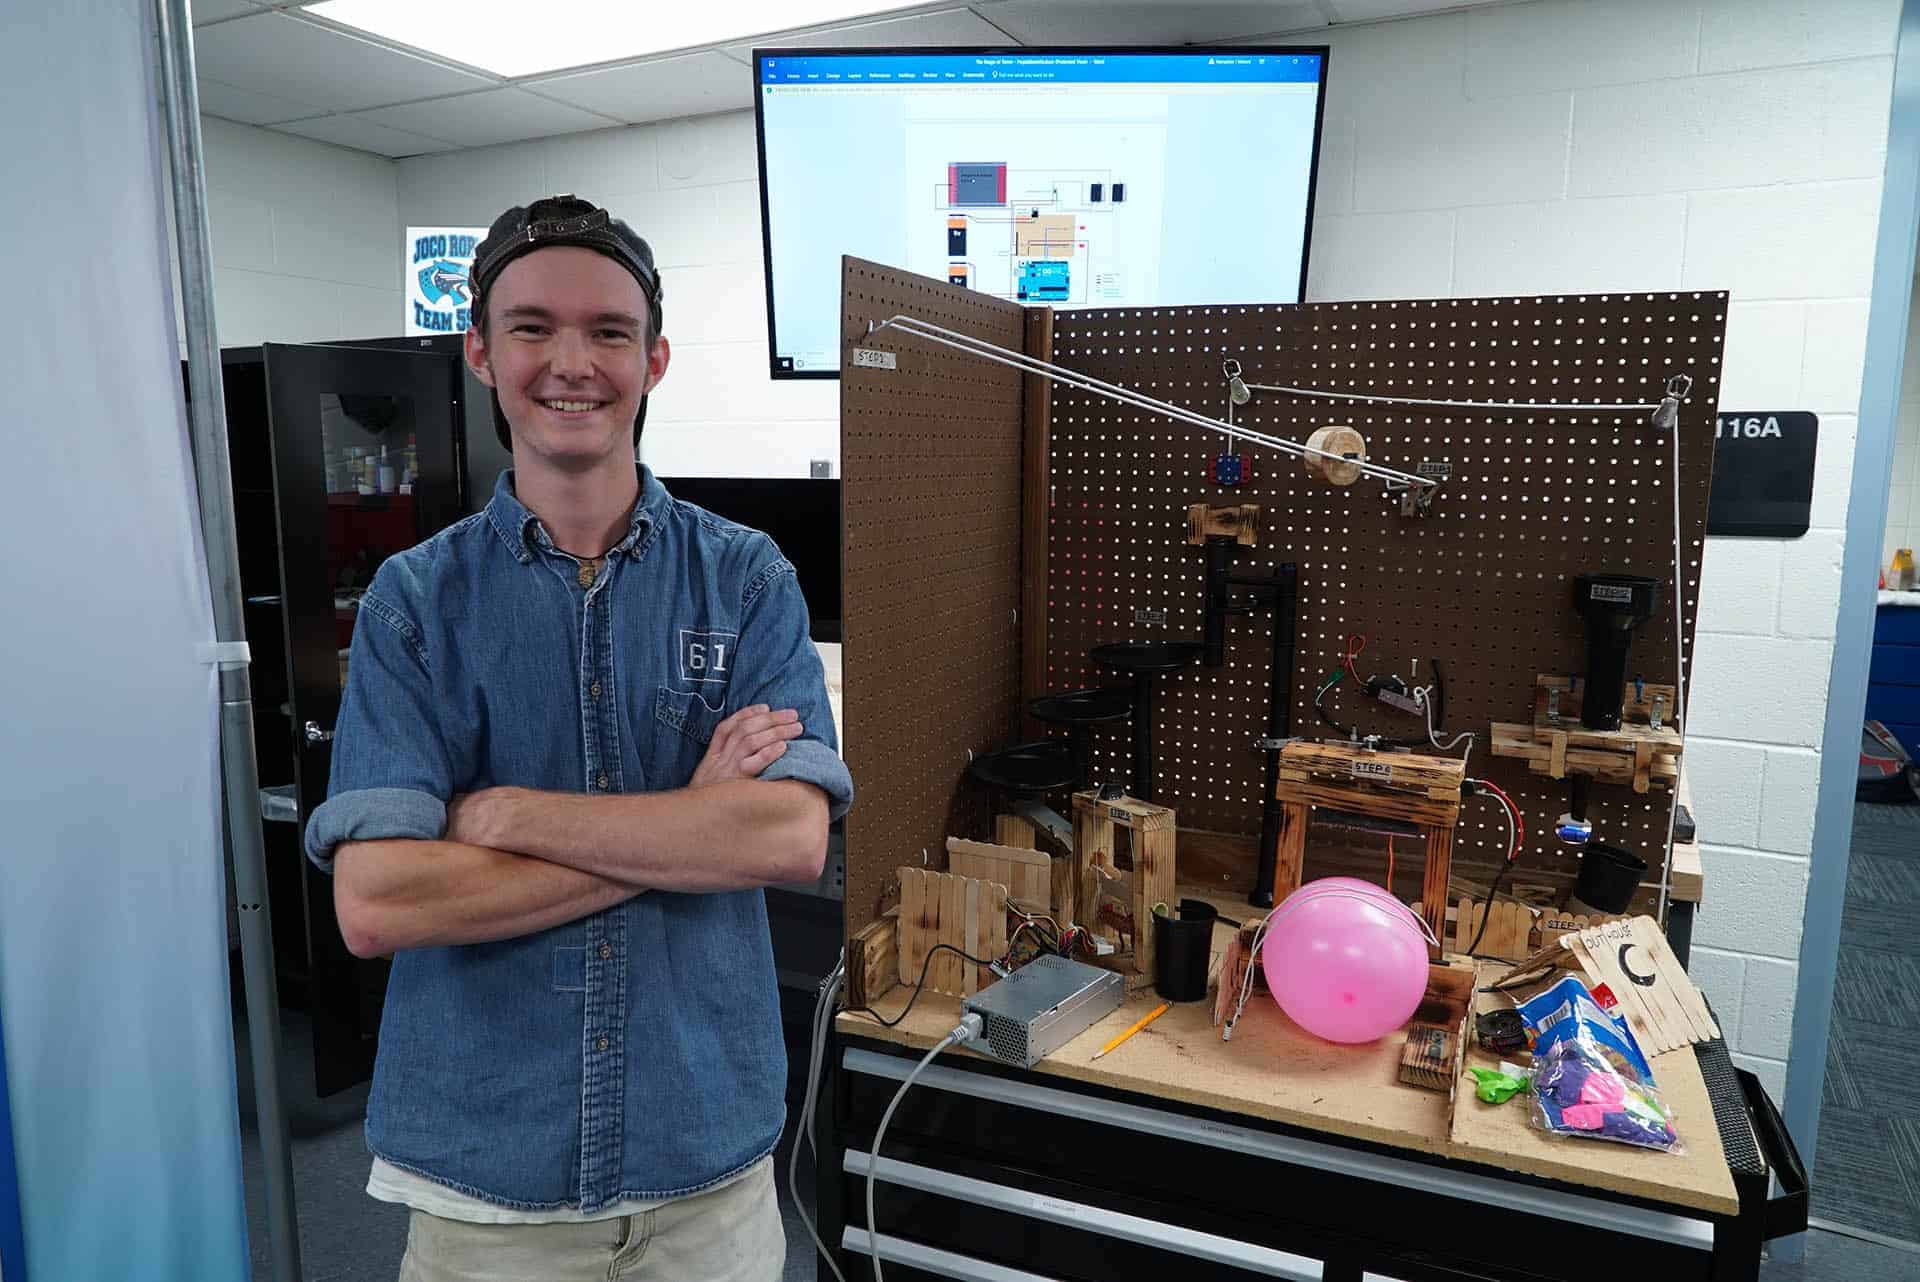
[757,52,1323,84]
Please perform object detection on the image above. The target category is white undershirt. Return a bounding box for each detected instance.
[367,1155,760,1224]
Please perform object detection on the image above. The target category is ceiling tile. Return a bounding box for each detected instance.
[192,0,263,23]
[722,7,1017,60]
[525,51,753,125]
[192,12,496,113]
[358,88,617,148]
[275,114,460,157]
[974,0,1324,45]
[196,75,324,124]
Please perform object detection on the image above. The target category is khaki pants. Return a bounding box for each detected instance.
[397,1159,786,1282]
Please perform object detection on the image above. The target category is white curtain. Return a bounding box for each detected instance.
[0,2,249,1278]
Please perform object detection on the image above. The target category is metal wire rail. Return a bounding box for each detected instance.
[1224,359,1692,426]
[863,314,1441,490]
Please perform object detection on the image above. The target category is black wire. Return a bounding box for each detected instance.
[842,943,997,1029]
[1467,858,1514,958]
[1313,660,1443,752]
[1468,784,1519,958]
[1315,688,1357,739]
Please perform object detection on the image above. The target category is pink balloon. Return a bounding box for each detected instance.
[1260,882,1430,1044]
[1288,876,1399,907]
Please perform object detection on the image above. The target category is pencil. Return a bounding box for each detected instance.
[1091,1002,1170,1060]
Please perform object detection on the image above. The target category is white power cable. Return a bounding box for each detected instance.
[866,1014,982,1282]
[866,315,1437,490]
[1224,909,1278,1042]
[1415,684,1475,775]
[1240,381,1663,414]
[791,960,850,1282]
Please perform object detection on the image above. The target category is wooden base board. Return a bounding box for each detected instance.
[836,930,1740,1217]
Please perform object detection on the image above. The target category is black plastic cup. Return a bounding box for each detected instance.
[1573,842,1647,914]
[1153,900,1217,1002]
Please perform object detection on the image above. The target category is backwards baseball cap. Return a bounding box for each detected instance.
[469,194,665,452]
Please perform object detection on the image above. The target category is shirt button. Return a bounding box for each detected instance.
[599,944,612,961]
[598,1037,610,1052]
[596,773,609,790]
[590,682,601,698]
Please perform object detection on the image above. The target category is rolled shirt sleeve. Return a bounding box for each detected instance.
[303,582,455,873]
[733,545,854,821]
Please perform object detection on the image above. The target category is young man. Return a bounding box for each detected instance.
[303,195,851,1281]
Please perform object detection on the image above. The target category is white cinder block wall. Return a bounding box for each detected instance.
[1889,274,1920,570]
[197,117,403,345]
[394,115,839,479]
[1289,0,1897,1099]
[194,0,1904,1094]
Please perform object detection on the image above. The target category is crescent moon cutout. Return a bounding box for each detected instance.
[1618,942,1659,987]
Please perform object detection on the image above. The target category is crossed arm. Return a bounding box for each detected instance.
[332,706,822,958]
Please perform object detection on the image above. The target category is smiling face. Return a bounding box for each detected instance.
[464,245,669,472]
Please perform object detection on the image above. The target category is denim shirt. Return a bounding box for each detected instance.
[303,467,852,1211]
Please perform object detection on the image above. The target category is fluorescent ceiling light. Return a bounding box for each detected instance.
[305,1,918,78]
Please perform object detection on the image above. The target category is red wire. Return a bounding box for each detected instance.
[1344,633,1367,681]
[1474,780,1525,861]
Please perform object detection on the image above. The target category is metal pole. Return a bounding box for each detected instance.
[150,3,304,1280]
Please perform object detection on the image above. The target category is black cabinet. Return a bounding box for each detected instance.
[821,1032,1806,1282]
[204,340,466,1100]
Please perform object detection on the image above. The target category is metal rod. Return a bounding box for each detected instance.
[1656,418,1687,924]
[1240,381,1665,414]
[867,315,1438,489]
[152,4,304,1280]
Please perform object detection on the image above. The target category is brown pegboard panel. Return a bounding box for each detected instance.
[1043,292,1724,898]
[839,256,1029,942]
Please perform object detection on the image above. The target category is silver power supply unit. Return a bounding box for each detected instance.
[961,954,1125,1068]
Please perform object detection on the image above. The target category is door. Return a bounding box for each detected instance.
[263,342,463,1095]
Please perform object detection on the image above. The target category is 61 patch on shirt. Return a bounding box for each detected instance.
[678,629,739,684]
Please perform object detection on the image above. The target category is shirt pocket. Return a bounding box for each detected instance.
[653,686,729,788]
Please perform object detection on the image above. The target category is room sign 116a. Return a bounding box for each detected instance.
[1707,411,1818,538]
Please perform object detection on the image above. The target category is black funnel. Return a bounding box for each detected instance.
[1573,573,1661,731]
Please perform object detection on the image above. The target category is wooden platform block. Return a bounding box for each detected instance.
[1071,791,1177,977]
[1186,502,1260,545]
[1490,720,1681,790]
[897,867,1008,997]
[1272,743,1463,959]
[1278,741,1466,803]
[1399,962,1475,1093]
[1502,674,1684,792]
[847,910,899,1010]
